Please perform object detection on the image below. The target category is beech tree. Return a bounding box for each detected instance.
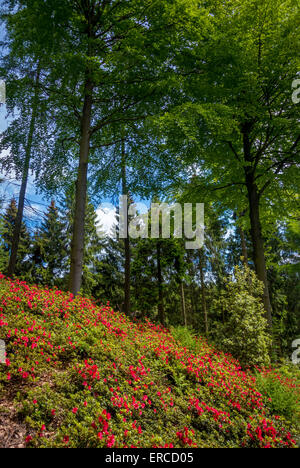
[6,0,197,295]
[156,0,299,327]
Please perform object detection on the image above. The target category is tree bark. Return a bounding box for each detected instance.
[199,250,208,335]
[180,281,187,327]
[242,123,272,329]
[243,127,272,328]
[7,68,40,277]
[157,240,165,325]
[121,138,131,316]
[188,282,196,318]
[246,179,273,327]
[69,78,93,296]
[187,252,196,319]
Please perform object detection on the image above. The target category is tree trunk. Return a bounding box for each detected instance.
[157,240,165,325]
[245,176,273,328]
[187,252,197,323]
[189,284,196,318]
[243,127,273,328]
[121,138,131,316]
[180,281,187,327]
[69,79,93,296]
[7,68,40,277]
[199,250,208,335]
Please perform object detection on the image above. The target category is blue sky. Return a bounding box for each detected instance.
[0,102,121,236]
[0,23,56,233]
[0,97,150,236]
[0,102,53,232]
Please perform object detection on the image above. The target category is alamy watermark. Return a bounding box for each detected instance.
[97,197,204,250]
[292,339,300,365]
[292,79,300,104]
[0,80,6,104]
[0,340,6,364]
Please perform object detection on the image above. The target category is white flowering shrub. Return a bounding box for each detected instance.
[213,266,272,369]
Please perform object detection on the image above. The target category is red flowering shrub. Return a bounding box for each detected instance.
[0,274,298,448]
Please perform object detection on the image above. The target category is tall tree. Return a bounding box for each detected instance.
[156,238,165,325]
[121,137,131,316]
[49,0,194,296]
[2,0,185,293]
[157,0,299,327]
[0,2,70,276]
[199,250,208,335]
[6,67,40,276]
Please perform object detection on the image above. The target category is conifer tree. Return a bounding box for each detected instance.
[31,200,68,287]
[1,198,31,276]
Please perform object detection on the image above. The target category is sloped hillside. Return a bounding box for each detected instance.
[0,274,298,448]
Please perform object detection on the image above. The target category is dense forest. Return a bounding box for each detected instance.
[0,0,299,450]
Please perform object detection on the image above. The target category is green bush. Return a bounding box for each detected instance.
[171,326,198,352]
[255,370,299,425]
[213,266,272,369]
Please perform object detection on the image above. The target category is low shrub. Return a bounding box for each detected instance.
[0,274,298,448]
[255,363,300,425]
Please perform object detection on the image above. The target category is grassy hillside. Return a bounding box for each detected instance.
[0,274,299,448]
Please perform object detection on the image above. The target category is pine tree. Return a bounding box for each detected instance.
[31,200,68,287]
[1,198,31,277]
[92,235,126,310]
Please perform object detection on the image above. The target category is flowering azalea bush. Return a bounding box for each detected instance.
[0,274,299,448]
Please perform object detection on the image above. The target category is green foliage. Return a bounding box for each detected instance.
[0,0,298,394]
[212,266,272,368]
[171,326,198,353]
[31,200,68,287]
[255,364,300,426]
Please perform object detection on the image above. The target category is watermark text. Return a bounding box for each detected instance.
[292,339,300,365]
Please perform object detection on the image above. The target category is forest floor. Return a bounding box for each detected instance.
[0,274,299,448]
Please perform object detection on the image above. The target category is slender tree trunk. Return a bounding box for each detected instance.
[187,252,198,323]
[246,179,273,327]
[121,138,131,316]
[7,68,40,277]
[189,284,196,318]
[69,78,93,296]
[199,250,208,335]
[157,240,165,325]
[180,281,187,327]
[242,126,272,327]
